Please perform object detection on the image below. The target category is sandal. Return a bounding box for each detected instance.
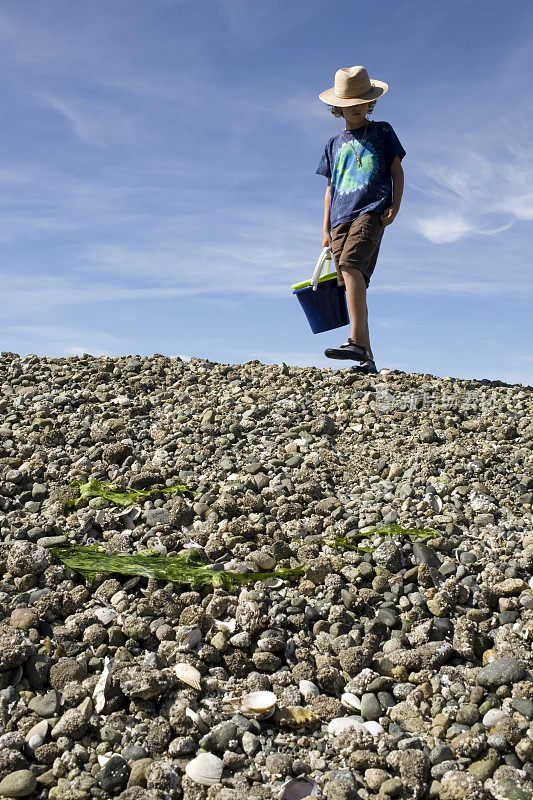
[325,338,369,361]
[353,359,378,374]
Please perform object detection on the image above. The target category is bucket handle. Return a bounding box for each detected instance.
[311,247,333,292]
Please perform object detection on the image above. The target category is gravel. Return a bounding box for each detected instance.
[0,352,532,800]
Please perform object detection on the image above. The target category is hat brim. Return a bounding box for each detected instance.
[318,80,388,107]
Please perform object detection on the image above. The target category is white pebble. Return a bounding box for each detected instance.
[482,708,508,728]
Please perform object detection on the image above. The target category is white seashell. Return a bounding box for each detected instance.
[341,692,361,712]
[93,657,112,713]
[213,618,236,634]
[173,663,202,690]
[430,494,443,512]
[363,721,385,737]
[94,606,117,626]
[25,720,48,751]
[299,680,320,700]
[227,690,277,717]
[482,708,508,728]
[185,752,223,786]
[185,707,210,734]
[238,691,277,714]
[263,577,283,589]
[279,776,319,799]
[97,754,112,767]
[327,716,363,736]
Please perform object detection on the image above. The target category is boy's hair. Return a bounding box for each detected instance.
[331,99,377,117]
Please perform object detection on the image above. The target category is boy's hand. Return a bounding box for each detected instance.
[322,231,332,248]
[380,207,398,227]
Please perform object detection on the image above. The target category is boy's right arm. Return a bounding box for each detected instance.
[322,180,332,248]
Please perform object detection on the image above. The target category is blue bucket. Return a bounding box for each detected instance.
[293,275,349,334]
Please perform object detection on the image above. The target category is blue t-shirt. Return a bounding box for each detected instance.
[316,120,406,229]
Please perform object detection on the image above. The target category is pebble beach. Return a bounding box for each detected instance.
[0,351,532,800]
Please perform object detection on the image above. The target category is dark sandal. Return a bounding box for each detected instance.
[325,338,369,361]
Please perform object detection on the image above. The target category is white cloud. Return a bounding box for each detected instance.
[414,214,474,244]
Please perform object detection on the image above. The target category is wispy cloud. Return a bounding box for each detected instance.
[35,93,142,147]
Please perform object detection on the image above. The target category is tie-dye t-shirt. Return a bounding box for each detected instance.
[316,121,405,229]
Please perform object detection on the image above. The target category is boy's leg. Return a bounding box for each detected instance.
[342,267,373,360]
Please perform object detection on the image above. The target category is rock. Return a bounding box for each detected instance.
[98,755,130,792]
[440,771,488,799]
[9,608,39,629]
[0,770,37,797]
[0,629,35,670]
[477,658,526,688]
[360,693,382,721]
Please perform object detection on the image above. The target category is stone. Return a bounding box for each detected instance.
[477,658,526,688]
[0,770,37,797]
[98,755,130,792]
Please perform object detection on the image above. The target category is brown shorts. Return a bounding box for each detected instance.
[331,212,384,289]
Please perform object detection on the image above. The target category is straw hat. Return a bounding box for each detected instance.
[319,66,388,107]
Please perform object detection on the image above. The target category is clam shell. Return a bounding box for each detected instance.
[185,752,223,786]
[25,720,48,751]
[185,707,210,734]
[97,754,112,767]
[93,657,112,714]
[263,577,283,589]
[327,716,363,736]
[173,663,202,691]
[341,692,361,711]
[227,690,277,717]
[94,606,117,626]
[299,680,320,700]
[214,618,236,634]
[362,721,385,737]
[239,690,277,713]
[279,777,319,799]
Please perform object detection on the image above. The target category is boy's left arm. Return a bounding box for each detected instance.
[380,155,404,227]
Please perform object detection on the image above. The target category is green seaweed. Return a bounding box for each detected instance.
[324,523,439,551]
[63,478,196,510]
[50,544,304,590]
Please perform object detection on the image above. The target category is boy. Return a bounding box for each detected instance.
[316,66,405,374]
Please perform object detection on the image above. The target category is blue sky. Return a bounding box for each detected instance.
[1,0,532,384]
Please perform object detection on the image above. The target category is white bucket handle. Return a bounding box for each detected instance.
[311,247,334,291]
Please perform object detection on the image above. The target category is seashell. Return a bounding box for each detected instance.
[97,754,112,767]
[362,721,385,737]
[299,680,320,700]
[213,618,236,634]
[327,716,363,736]
[263,577,283,589]
[279,776,319,799]
[25,720,48,751]
[118,505,141,530]
[430,494,443,512]
[185,752,223,786]
[341,692,361,711]
[175,626,202,651]
[173,663,202,691]
[93,656,112,713]
[94,606,117,626]
[227,690,277,717]
[94,510,107,525]
[275,706,319,729]
[185,707,210,734]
